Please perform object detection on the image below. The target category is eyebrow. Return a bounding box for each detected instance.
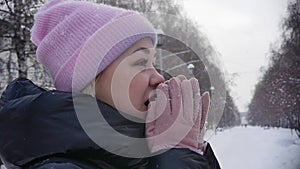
[132,47,151,55]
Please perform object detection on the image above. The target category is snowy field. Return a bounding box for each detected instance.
[1,126,300,169]
[209,126,300,169]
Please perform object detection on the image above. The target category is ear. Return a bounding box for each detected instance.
[201,91,210,119]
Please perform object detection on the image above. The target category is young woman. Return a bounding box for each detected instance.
[0,0,220,168]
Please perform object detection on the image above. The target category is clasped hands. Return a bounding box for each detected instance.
[146,75,210,154]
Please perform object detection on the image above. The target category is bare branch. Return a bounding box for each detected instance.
[0,9,13,15]
[165,60,199,72]
[0,35,13,38]
[0,48,14,53]
[4,0,13,13]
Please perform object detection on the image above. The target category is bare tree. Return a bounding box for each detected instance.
[0,0,50,94]
[248,0,300,137]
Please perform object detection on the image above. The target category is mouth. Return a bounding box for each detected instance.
[144,100,150,107]
[144,92,157,107]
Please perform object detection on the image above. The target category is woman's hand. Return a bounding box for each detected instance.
[146,75,210,154]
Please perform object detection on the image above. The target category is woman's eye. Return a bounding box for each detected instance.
[135,59,148,67]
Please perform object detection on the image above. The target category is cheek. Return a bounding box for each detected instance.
[129,75,149,108]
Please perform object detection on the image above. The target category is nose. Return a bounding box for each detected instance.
[149,68,165,88]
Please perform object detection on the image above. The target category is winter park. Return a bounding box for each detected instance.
[0,0,300,169]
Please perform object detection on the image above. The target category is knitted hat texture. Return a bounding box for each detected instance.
[31,0,157,92]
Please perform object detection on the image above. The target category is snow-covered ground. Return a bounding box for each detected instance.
[1,126,299,169]
[209,126,300,169]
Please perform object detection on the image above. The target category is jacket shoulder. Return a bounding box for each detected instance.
[26,156,100,169]
[30,162,82,169]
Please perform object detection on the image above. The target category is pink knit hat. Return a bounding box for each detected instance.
[31,0,157,92]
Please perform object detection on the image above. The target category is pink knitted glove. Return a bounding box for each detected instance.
[146,75,210,154]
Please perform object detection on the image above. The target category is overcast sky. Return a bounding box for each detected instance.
[183,0,289,112]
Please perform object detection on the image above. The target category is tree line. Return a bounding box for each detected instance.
[248,0,300,137]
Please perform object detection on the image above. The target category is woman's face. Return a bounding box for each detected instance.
[95,37,165,118]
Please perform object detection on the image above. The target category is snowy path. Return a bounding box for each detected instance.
[209,126,300,169]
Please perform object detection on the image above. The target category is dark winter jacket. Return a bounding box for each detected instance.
[0,78,221,169]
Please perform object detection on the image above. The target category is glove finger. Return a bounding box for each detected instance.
[156,83,170,114]
[169,77,181,115]
[164,75,185,85]
[200,92,210,131]
[198,125,206,144]
[176,75,187,82]
[190,78,201,123]
[180,79,194,122]
[155,83,175,135]
[146,94,157,123]
[146,100,157,136]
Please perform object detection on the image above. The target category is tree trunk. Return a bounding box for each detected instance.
[13,0,28,78]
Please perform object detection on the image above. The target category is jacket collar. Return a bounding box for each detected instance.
[0,78,146,167]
